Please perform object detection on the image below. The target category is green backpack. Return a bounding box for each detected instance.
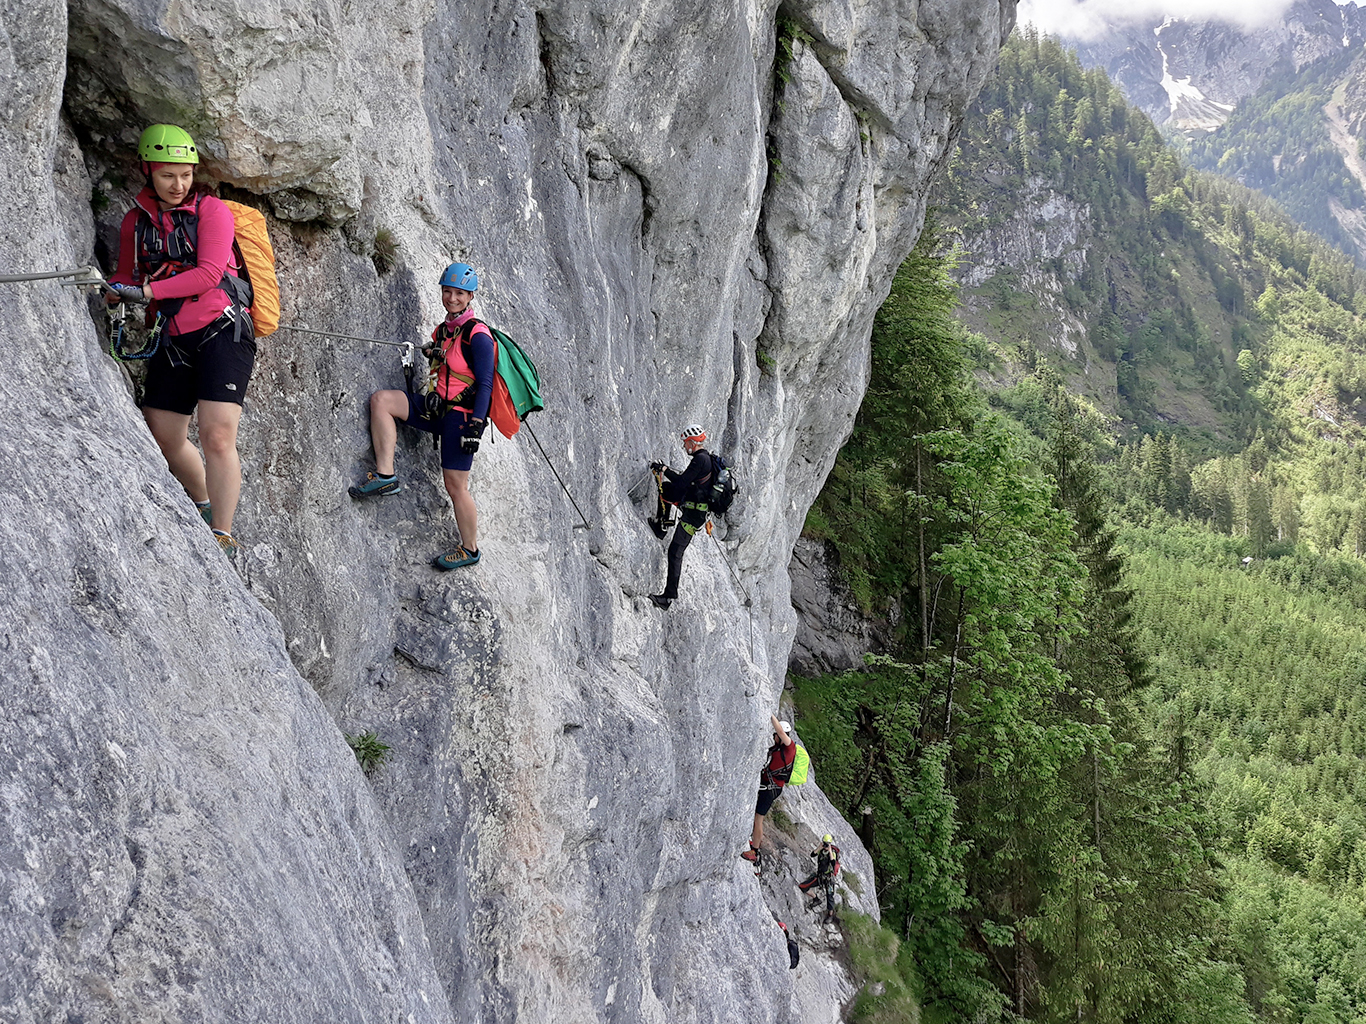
[489,326,543,430]
[788,745,811,785]
[458,320,544,438]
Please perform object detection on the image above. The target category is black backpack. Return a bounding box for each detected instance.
[706,454,738,514]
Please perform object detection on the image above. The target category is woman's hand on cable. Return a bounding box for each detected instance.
[460,416,486,454]
[106,282,150,304]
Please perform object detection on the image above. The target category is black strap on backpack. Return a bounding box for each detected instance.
[135,196,253,343]
[762,743,794,787]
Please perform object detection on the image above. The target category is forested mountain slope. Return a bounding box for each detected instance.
[790,28,1366,1024]
[1184,45,1366,263]
[934,30,1366,455]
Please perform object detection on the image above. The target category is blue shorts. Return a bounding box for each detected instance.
[404,391,475,472]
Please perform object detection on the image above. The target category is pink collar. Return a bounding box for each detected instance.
[135,186,200,217]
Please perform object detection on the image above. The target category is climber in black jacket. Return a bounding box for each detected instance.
[648,423,714,610]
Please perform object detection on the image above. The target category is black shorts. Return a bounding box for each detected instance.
[403,391,476,472]
[142,316,256,415]
[755,786,782,817]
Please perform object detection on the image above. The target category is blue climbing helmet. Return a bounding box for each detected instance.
[440,262,478,291]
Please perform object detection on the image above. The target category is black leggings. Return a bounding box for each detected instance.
[662,510,707,599]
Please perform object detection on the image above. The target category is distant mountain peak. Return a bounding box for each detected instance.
[1062,0,1366,131]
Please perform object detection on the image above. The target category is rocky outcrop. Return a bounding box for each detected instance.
[950,176,1099,367]
[1,1,1015,1021]
[787,538,886,678]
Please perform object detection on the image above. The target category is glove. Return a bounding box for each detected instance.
[460,417,486,454]
[107,282,148,304]
[650,461,665,473]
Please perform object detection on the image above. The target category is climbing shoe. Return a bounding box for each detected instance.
[349,472,401,498]
[649,594,674,610]
[195,499,213,525]
[213,529,239,557]
[740,844,760,863]
[432,546,480,571]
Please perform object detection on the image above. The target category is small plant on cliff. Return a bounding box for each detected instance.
[345,731,392,775]
[372,227,399,275]
[775,16,814,88]
[769,805,798,837]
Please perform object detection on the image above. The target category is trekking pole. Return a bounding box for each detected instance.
[524,419,592,531]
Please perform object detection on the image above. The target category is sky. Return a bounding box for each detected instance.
[1017,0,1366,40]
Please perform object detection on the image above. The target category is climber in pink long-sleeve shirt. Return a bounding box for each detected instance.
[107,125,256,557]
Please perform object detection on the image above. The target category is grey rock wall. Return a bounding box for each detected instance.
[1,0,1015,1021]
[0,5,451,1023]
[787,538,886,678]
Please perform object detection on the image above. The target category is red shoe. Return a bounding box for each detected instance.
[740,845,760,863]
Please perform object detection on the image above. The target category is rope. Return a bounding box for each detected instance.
[525,420,592,530]
[710,528,756,663]
[274,323,409,348]
[0,265,106,286]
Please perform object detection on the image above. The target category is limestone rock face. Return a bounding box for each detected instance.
[0,6,450,1023]
[1,0,1015,1021]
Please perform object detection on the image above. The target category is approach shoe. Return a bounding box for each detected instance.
[432,546,481,571]
[649,594,674,610]
[213,530,240,557]
[349,472,401,498]
[196,500,213,525]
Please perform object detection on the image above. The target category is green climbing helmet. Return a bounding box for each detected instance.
[137,124,199,164]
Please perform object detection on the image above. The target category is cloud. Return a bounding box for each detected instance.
[1014,0,1355,41]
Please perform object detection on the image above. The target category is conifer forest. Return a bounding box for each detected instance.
[798,29,1366,1024]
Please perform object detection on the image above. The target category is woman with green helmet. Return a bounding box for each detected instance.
[107,124,256,557]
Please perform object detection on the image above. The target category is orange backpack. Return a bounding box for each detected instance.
[222,200,280,337]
